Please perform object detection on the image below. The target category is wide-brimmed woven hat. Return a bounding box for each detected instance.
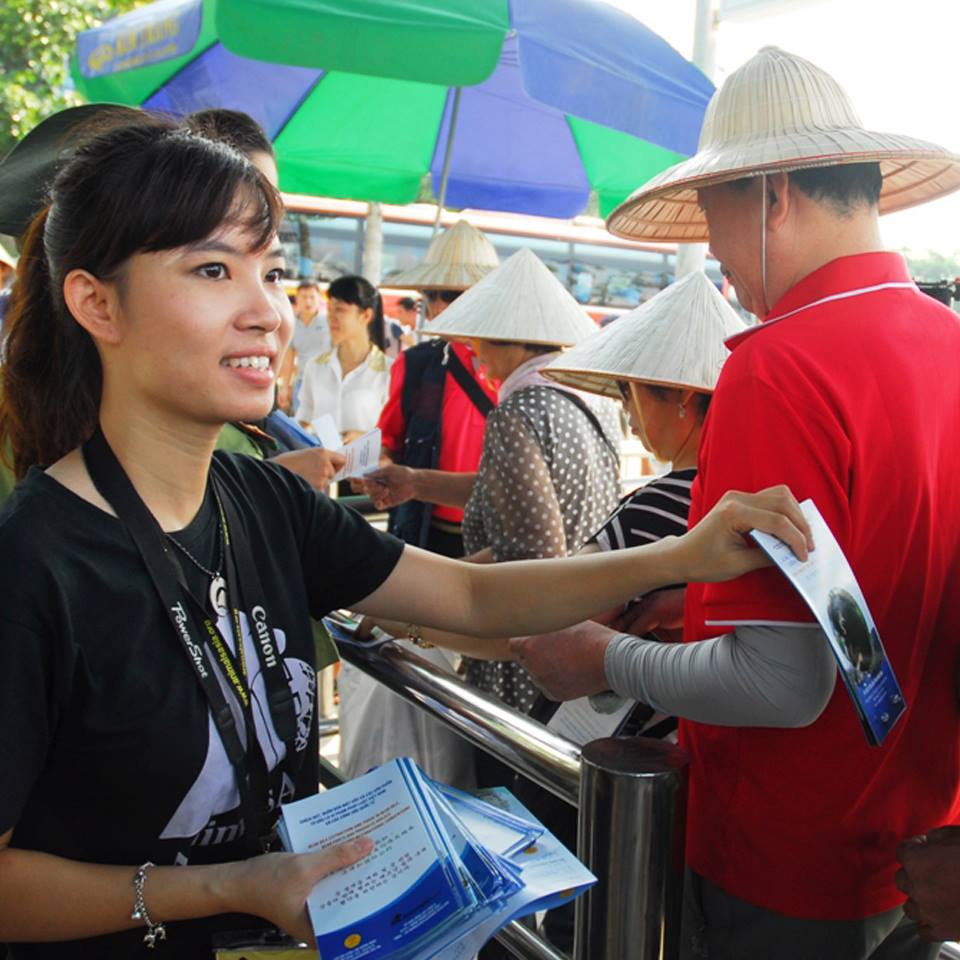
[607,46,960,243]
[543,272,747,398]
[423,247,598,347]
[387,220,499,291]
[0,103,142,237]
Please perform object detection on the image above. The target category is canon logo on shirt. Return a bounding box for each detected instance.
[251,605,278,668]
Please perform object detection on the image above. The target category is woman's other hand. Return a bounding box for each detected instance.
[223,838,374,946]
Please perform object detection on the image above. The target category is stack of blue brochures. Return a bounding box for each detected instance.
[277,757,595,959]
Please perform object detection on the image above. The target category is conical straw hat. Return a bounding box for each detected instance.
[423,247,598,347]
[607,47,960,243]
[543,272,747,398]
[387,219,500,291]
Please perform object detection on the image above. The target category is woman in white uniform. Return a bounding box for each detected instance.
[295,275,390,444]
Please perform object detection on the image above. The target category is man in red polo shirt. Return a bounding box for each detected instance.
[375,220,500,557]
[512,47,960,959]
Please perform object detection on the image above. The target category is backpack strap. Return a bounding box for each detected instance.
[443,346,495,418]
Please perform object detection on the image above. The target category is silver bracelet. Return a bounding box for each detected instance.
[131,861,167,948]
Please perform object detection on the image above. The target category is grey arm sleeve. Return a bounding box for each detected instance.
[604,625,836,728]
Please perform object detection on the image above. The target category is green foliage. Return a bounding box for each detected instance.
[901,248,960,282]
[0,0,141,157]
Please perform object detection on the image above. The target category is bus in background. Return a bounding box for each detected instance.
[278,194,732,321]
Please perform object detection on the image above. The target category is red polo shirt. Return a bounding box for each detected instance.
[379,341,497,524]
[683,253,960,919]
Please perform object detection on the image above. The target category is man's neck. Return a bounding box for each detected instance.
[299,310,319,327]
[767,207,885,312]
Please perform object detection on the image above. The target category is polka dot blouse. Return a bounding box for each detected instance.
[462,385,622,713]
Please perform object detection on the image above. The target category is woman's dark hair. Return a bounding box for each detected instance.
[643,384,712,422]
[327,274,385,351]
[0,114,283,479]
[183,108,274,160]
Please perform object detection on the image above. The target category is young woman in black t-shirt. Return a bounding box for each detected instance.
[0,113,810,958]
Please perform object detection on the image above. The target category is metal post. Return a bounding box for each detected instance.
[574,737,689,960]
[432,87,462,237]
[676,0,717,279]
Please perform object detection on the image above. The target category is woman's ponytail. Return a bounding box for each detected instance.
[0,207,102,478]
[370,289,386,352]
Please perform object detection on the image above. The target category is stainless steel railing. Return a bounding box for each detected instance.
[334,638,689,960]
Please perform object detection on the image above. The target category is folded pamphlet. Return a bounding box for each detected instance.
[334,428,381,482]
[750,499,905,746]
[277,758,595,960]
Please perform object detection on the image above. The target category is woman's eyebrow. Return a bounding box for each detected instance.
[178,240,285,259]
[181,239,240,255]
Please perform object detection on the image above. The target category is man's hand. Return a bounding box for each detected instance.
[616,588,686,643]
[896,827,960,942]
[273,448,346,490]
[353,464,418,510]
[509,620,617,701]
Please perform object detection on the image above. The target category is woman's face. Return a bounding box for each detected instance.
[623,383,689,462]
[470,338,529,385]
[327,296,372,347]
[102,218,292,427]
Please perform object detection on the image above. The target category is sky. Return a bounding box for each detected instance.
[603,0,960,256]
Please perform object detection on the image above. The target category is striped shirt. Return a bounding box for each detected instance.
[587,467,696,740]
[590,468,695,552]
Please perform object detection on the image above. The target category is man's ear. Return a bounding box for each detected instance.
[63,268,123,345]
[765,171,792,233]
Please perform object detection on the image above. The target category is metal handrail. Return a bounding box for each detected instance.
[334,638,688,960]
[337,640,581,805]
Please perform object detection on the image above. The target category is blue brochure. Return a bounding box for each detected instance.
[277,759,595,959]
[750,499,905,746]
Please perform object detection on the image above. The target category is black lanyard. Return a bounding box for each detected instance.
[82,427,297,853]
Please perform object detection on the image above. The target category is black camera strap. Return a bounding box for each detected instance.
[82,427,296,854]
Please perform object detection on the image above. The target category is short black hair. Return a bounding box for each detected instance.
[787,162,882,215]
[727,162,882,217]
[398,296,418,311]
[296,280,320,292]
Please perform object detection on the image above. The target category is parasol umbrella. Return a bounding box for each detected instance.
[71,0,713,220]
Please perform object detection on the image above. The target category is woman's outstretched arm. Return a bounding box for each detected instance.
[354,486,812,640]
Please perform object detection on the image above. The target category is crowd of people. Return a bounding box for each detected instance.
[0,40,957,960]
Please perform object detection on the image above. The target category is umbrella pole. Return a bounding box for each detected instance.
[432,87,462,238]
